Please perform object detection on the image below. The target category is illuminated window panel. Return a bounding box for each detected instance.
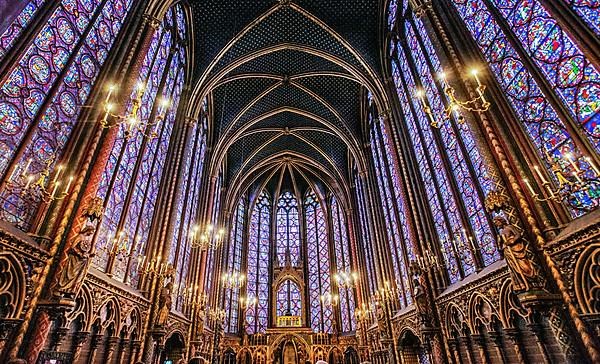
[0,0,133,229]
[276,191,300,266]
[246,191,270,334]
[305,189,333,333]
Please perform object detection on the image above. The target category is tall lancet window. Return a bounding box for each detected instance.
[246,191,271,334]
[169,107,207,311]
[330,196,356,332]
[369,104,415,306]
[276,279,302,318]
[205,173,223,299]
[354,173,377,296]
[448,0,600,215]
[276,191,300,266]
[0,0,133,229]
[387,3,500,284]
[305,189,333,333]
[91,5,187,285]
[223,197,246,333]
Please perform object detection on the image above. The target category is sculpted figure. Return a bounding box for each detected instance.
[55,225,96,298]
[493,216,540,292]
[157,282,173,326]
[413,277,427,315]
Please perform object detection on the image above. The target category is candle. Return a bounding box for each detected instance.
[471,69,482,87]
[533,165,548,184]
[22,159,32,177]
[50,181,60,199]
[8,165,18,182]
[573,171,583,184]
[64,176,73,194]
[469,236,476,252]
[523,179,536,196]
[105,84,115,104]
[52,165,62,184]
[24,175,33,190]
[565,153,581,173]
[585,157,600,176]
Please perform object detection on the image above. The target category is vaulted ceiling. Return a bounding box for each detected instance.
[186,0,387,205]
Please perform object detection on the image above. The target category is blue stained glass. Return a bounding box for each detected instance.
[224,199,245,333]
[276,191,300,266]
[0,0,132,229]
[276,279,301,318]
[355,175,378,295]
[246,191,270,334]
[388,0,398,29]
[406,19,499,265]
[371,124,411,306]
[562,0,600,36]
[0,0,47,59]
[305,189,333,333]
[331,197,356,333]
[490,0,600,152]
[91,6,186,284]
[393,47,468,282]
[451,0,599,215]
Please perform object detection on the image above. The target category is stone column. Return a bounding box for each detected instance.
[71,331,90,363]
[504,328,527,364]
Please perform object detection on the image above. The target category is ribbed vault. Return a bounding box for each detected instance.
[185,0,387,197]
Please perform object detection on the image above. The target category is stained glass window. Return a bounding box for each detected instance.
[370,116,412,306]
[205,173,223,298]
[0,0,133,230]
[169,113,207,311]
[0,0,46,60]
[276,279,301,318]
[354,173,378,296]
[330,196,356,333]
[276,191,300,266]
[223,197,246,333]
[91,4,187,285]
[449,0,600,214]
[563,0,600,36]
[305,189,333,333]
[386,2,500,284]
[246,191,271,334]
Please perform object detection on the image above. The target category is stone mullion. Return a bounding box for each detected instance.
[375,119,416,306]
[355,175,379,300]
[366,130,399,290]
[402,34,486,272]
[391,50,466,279]
[361,157,391,291]
[383,73,449,292]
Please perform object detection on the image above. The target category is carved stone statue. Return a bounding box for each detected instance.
[413,277,427,316]
[157,282,173,326]
[493,216,543,292]
[54,225,96,299]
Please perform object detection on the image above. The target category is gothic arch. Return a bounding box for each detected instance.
[575,242,600,314]
[468,292,500,334]
[0,252,26,320]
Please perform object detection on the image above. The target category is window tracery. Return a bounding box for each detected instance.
[0,0,133,229]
